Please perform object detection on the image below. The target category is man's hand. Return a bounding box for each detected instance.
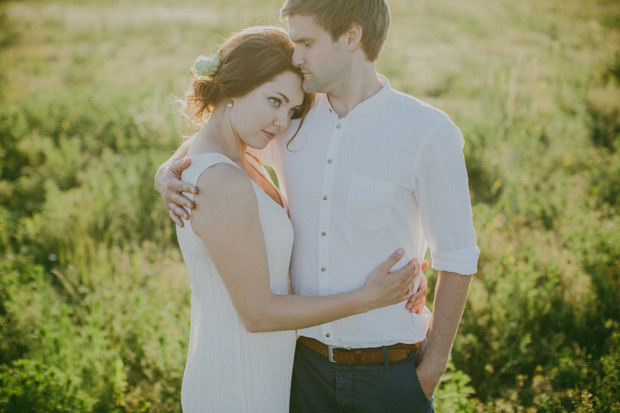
[155,157,196,227]
[415,362,442,400]
[414,271,473,400]
[405,260,429,314]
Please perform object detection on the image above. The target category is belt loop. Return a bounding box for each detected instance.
[328,345,335,363]
[382,346,389,367]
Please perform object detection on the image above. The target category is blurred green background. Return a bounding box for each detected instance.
[0,0,618,411]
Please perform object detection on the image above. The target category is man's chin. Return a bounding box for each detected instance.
[302,80,320,94]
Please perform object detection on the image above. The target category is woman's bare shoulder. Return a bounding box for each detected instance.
[191,162,258,234]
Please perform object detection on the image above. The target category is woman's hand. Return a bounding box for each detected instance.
[360,249,419,311]
[406,260,429,314]
[155,157,197,226]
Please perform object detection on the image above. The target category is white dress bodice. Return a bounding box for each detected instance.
[176,153,295,412]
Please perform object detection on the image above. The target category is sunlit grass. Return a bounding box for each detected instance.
[1,0,619,411]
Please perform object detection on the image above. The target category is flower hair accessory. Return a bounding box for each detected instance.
[193,53,220,77]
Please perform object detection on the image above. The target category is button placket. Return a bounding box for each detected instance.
[320,156,333,239]
[319,119,346,341]
[317,120,344,297]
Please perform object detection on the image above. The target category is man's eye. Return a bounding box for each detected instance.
[304,42,312,48]
[269,97,281,107]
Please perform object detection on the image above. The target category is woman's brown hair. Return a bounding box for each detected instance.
[185,26,313,128]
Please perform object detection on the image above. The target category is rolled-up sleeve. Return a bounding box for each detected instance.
[413,121,480,275]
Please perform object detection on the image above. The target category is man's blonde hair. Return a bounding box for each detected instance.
[280,0,390,62]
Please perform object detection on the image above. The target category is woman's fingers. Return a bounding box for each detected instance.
[395,258,419,283]
[402,260,429,312]
[381,248,405,272]
[390,259,418,302]
[407,291,426,313]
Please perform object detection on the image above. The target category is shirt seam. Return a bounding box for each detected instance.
[411,120,454,189]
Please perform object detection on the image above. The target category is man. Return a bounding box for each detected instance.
[157,1,479,411]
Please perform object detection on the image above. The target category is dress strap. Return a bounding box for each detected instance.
[245,153,287,212]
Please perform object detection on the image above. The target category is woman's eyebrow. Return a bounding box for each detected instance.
[273,92,289,103]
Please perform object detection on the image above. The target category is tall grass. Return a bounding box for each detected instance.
[1,0,619,411]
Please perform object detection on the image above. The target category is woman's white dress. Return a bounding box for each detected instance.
[176,153,296,412]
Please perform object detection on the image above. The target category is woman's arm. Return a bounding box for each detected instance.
[192,163,418,332]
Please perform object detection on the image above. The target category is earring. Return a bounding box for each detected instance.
[227,100,234,109]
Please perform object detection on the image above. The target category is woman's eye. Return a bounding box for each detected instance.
[304,42,312,48]
[269,97,281,107]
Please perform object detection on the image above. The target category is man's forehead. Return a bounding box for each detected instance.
[287,15,326,41]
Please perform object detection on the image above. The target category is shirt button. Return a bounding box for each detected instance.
[321,232,326,236]
[321,267,326,272]
[326,333,331,338]
[336,124,342,129]
[327,159,333,164]
[322,195,328,200]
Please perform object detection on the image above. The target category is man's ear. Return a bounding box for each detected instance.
[344,23,363,52]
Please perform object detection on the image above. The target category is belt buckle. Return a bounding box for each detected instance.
[327,345,351,363]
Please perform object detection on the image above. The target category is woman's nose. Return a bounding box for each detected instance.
[273,111,289,130]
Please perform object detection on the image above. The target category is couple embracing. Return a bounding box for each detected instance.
[156,0,479,411]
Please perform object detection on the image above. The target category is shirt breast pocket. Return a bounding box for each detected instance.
[347,175,396,230]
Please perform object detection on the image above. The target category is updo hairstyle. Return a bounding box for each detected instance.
[186,26,313,125]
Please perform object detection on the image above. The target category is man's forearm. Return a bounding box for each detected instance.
[163,136,193,167]
[417,270,472,395]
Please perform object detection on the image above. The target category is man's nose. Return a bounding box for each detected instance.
[292,48,304,67]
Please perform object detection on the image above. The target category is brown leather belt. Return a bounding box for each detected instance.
[298,336,423,365]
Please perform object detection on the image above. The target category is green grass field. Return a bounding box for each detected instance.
[1,0,619,411]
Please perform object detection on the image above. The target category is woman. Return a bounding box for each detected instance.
[173,26,421,412]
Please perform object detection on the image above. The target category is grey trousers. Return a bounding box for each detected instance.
[290,340,435,413]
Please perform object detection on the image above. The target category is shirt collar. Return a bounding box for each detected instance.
[349,74,392,117]
[318,74,393,120]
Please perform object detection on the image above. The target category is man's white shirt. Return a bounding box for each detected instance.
[253,76,479,348]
